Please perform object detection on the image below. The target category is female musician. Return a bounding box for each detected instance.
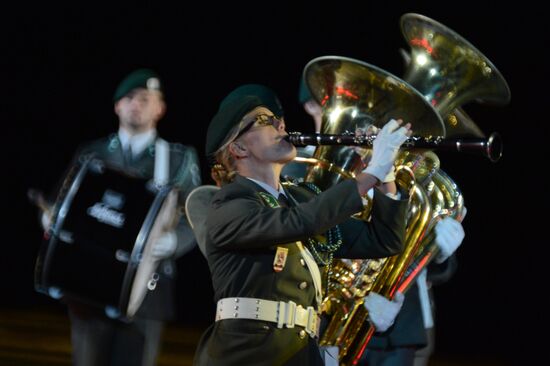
[193,84,411,365]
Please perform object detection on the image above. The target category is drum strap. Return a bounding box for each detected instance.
[154,138,170,186]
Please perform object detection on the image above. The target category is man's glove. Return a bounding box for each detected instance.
[434,216,465,263]
[41,212,52,231]
[151,231,177,259]
[363,291,405,332]
[364,119,410,182]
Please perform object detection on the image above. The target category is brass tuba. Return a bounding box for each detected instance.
[400,13,511,137]
[337,154,464,366]
[299,56,443,363]
[324,162,434,365]
[337,14,512,363]
[390,12,511,296]
[302,55,445,191]
[396,167,465,295]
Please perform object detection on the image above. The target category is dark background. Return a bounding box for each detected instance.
[2,1,546,365]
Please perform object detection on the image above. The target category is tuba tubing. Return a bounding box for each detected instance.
[285,131,502,162]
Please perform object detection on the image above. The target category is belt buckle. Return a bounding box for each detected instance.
[277,301,297,329]
[305,306,319,338]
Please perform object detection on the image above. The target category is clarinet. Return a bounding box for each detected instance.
[284,131,502,162]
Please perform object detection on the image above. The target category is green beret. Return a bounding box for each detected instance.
[219,84,284,117]
[113,68,162,102]
[205,95,265,159]
[298,77,313,104]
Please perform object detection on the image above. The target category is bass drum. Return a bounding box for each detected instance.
[35,156,178,319]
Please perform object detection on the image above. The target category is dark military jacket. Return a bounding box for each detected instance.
[194,175,408,366]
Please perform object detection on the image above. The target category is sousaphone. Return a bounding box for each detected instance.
[302,55,445,191]
[400,13,511,137]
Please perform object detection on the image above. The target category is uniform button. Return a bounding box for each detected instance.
[300,259,306,266]
[299,330,307,339]
[299,281,308,290]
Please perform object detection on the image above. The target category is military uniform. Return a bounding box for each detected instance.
[194,175,408,366]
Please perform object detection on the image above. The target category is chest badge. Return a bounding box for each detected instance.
[273,246,289,272]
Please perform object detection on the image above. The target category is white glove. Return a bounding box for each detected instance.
[41,212,52,231]
[434,217,465,263]
[381,166,396,183]
[151,231,177,259]
[363,291,405,332]
[364,119,410,182]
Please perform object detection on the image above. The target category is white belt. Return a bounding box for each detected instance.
[216,297,320,338]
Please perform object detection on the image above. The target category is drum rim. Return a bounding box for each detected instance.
[36,155,96,293]
[120,185,175,318]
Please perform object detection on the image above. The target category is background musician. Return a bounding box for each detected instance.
[37,68,201,366]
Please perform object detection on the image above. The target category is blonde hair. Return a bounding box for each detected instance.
[213,144,238,185]
[211,122,243,185]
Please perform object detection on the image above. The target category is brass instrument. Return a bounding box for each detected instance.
[398,47,486,139]
[301,55,444,191]
[301,14,511,365]
[400,13,511,136]
[285,131,502,162]
[331,165,433,365]
[336,14,511,363]
[391,12,510,293]
[299,56,443,364]
[339,156,464,366]
[397,168,465,294]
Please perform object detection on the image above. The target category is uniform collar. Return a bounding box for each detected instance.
[118,128,157,157]
[245,177,287,199]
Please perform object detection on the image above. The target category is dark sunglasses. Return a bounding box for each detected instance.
[235,114,283,139]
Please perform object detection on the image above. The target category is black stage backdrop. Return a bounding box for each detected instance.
[2,1,545,365]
